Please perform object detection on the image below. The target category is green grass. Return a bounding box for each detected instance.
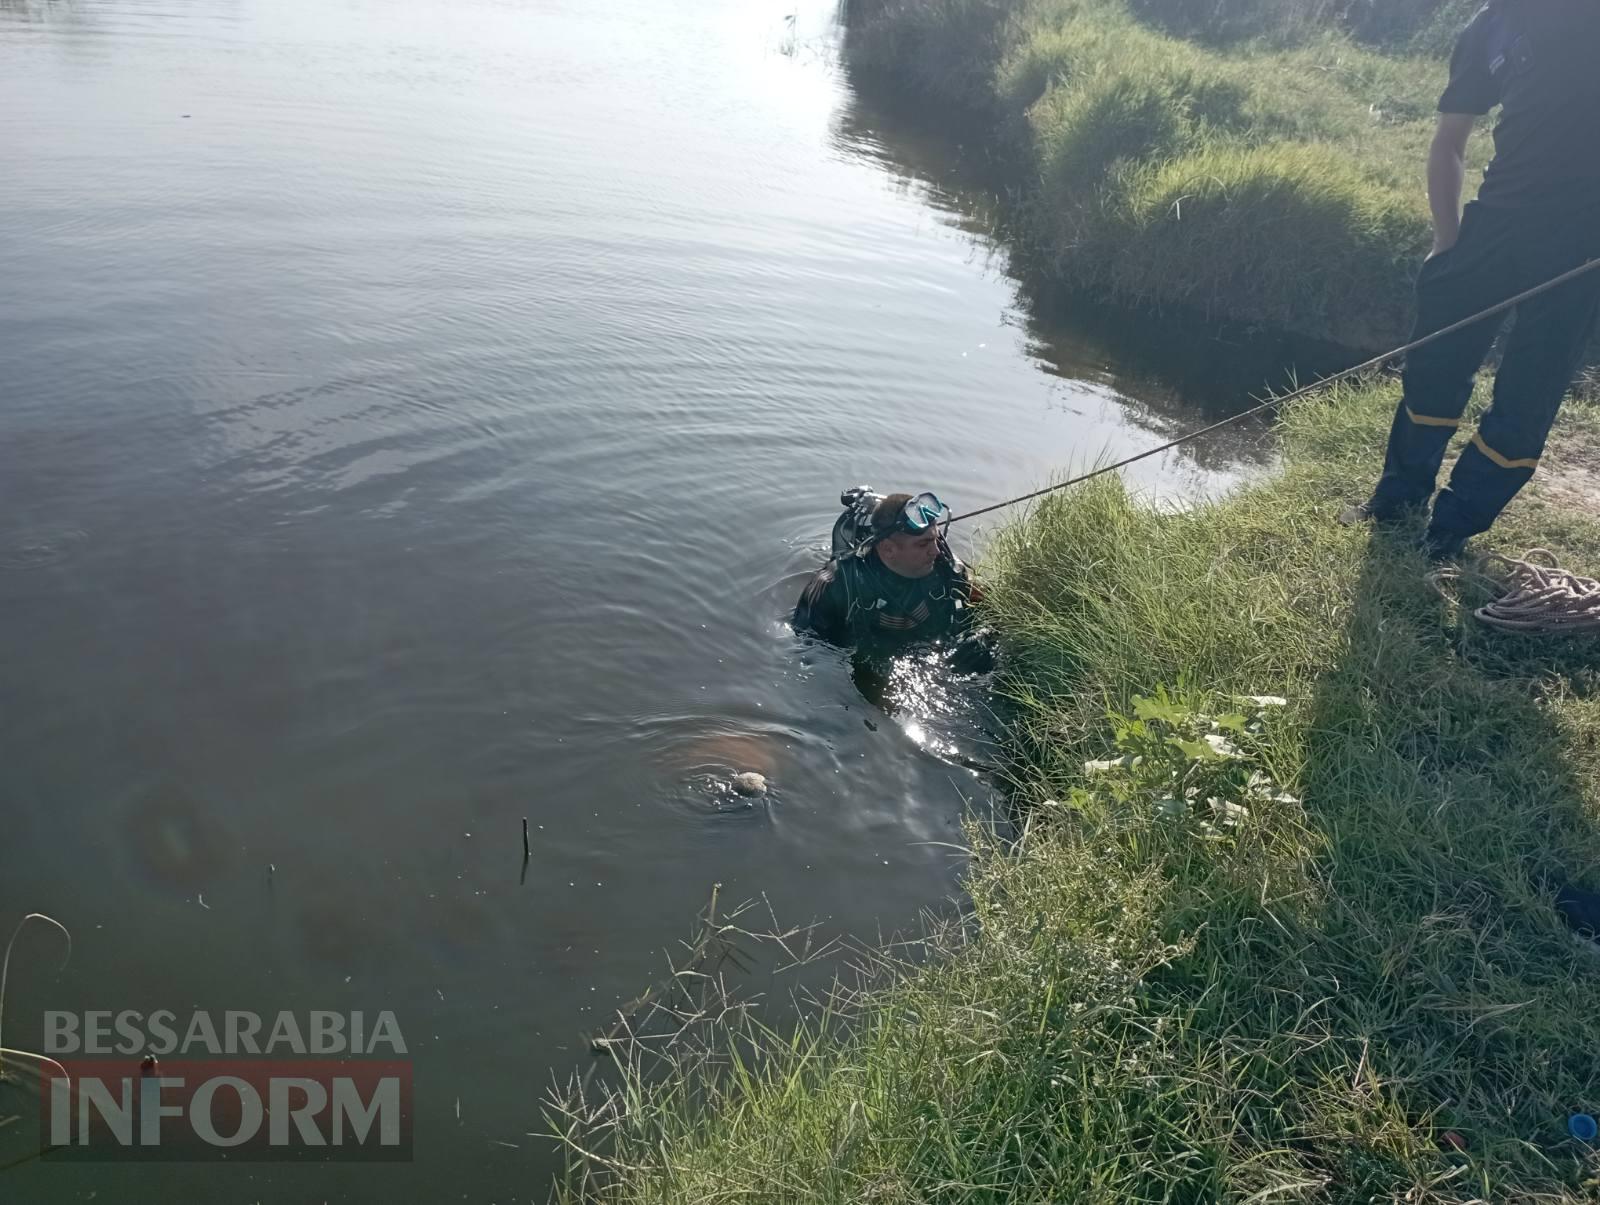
[847,0,1492,348]
[1124,0,1484,50]
[554,381,1600,1201]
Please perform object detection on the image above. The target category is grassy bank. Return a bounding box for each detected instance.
[556,382,1600,1201]
[845,0,1489,349]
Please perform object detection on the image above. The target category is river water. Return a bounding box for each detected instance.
[0,0,1284,1199]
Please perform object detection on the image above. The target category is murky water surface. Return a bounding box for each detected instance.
[0,0,1291,1197]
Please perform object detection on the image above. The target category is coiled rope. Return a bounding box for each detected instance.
[946,256,1600,526]
[1430,550,1600,635]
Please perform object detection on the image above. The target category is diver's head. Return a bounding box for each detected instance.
[870,492,948,579]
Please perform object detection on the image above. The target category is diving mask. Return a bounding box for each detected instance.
[895,492,950,534]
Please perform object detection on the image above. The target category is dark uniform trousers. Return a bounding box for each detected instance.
[1372,200,1600,540]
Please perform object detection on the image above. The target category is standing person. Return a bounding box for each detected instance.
[1342,0,1600,560]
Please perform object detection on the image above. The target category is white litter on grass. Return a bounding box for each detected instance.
[1083,758,1125,775]
[1248,772,1300,805]
[1209,799,1251,826]
[1246,695,1288,707]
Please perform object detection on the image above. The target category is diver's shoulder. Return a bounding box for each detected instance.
[800,556,847,603]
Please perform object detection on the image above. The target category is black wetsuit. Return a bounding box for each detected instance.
[1370,0,1600,543]
[793,544,978,650]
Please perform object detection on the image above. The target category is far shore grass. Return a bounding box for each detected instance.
[554,380,1600,1202]
[845,0,1488,349]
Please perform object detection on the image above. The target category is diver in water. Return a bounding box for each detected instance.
[794,488,985,659]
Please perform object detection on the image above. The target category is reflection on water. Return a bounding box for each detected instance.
[868,650,1002,771]
[1,0,1306,1199]
[835,78,1357,461]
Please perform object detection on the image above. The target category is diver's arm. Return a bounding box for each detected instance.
[793,563,853,645]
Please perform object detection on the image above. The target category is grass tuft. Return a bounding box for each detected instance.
[848,0,1474,347]
[1093,141,1423,346]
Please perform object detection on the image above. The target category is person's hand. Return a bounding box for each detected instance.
[1426,231,1459,262]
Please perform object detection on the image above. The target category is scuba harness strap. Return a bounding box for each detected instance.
[837,552,964,640]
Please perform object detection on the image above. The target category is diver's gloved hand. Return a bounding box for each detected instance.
[944,627,998,675]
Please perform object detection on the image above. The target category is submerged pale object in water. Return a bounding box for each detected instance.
[731,772,768,797]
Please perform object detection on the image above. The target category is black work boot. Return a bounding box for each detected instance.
[1557,882,1600,946]
[1421,525,1469,563]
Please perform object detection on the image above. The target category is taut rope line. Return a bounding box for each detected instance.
[947,257,1600,526]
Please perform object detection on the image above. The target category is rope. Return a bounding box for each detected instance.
[947,256,1600,525]
[1430,550,1600,635]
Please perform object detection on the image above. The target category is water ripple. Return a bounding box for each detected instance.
[0,521,89,570]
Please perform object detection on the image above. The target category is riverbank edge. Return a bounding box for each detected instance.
[841,0,1454,352]
[554,380,1600,1201]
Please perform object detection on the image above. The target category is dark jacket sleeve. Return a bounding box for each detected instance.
[1438,4,1501,115]
[794,560,853,645]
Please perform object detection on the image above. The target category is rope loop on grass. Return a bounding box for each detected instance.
[1429,549,1600,635]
